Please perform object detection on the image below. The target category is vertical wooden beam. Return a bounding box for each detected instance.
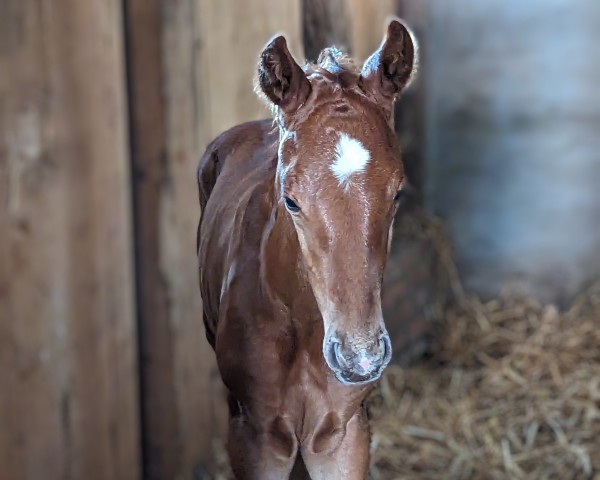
[394,0,427,200]
[382,1,437,364]
[302,0,395,63]
[0,1,140,479]
[125,0,303,478]
[123,2,180,479]
[302,0,351,60]
[346,0,396,62]
[195,0,304,141]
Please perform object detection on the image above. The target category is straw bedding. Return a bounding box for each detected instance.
[369,282,600,479]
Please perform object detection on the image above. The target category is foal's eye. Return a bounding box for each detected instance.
[394,189,404,203]
[284,197,301,213]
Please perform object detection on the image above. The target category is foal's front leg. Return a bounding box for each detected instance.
[301,411,371,480]
[227,413,299,480]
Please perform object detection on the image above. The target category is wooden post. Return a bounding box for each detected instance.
[302,0,395,62]
[0,1,140,479]
[394,0,427,201]
[302,0,351,61]
[124,1,303,478]
[346,0,396,62]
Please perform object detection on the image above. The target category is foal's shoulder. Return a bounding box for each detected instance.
[197,119,276,210]
[230,118,276,142]
[203,119,276,161]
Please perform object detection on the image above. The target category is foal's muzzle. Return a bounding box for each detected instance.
[324,330,392,385]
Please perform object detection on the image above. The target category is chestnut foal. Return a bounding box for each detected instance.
[197,19,417,480]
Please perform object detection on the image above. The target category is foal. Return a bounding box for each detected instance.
[197,19,417,480]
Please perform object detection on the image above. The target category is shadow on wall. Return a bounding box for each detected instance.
[425,0,600,305]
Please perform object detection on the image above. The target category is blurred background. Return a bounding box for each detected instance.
[1,0,598,479]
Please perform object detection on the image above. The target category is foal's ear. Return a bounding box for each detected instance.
[359,19,417,111]
[258,36,311,113]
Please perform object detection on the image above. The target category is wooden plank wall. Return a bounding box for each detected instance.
[347,0,396,61]
[125,1,303,478]
[0,1,140,479]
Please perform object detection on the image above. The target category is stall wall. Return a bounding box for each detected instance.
[426,0,600,303]
[0,1,140,479]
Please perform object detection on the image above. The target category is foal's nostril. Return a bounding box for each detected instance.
[379,332,392,364]
[376,336,385,354]
[331,340,345,369]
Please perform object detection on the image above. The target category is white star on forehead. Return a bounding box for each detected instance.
[330,133,371,188]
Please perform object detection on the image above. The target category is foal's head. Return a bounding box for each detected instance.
[258,20,417,385]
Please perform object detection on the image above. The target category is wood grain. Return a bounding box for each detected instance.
[0,0,140,479]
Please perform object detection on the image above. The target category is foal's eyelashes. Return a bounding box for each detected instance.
[284,197,301,213]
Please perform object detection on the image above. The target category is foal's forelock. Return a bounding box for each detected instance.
[305,48,360,83]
